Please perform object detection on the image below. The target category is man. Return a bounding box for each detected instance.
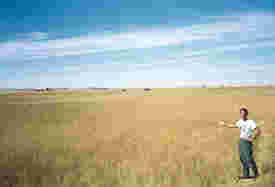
[222,107,261,179]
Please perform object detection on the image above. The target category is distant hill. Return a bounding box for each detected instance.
[0,88,35,93]
[0,88,18,93]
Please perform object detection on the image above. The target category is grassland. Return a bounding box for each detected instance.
[0,87,274,187]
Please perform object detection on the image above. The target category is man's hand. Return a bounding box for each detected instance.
[218,121,238,128]
[225,124,238,128]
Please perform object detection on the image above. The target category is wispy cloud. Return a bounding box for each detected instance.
[1,12,275,88]
[28,32,48,41]
[1,12,274,62]
[15,32,49,41]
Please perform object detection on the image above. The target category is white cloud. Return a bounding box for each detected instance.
[28,32,48,41]
[0,12,275,62]
[15,32,48,41]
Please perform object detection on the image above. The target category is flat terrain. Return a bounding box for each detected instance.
[0,87,274,187]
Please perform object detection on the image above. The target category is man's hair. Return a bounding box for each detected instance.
[240,107,248,115]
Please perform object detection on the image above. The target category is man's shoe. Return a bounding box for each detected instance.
[239,176,254,179]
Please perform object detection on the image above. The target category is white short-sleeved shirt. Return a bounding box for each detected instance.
[236,119,257,139]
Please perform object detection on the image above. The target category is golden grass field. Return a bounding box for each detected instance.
[0,87,274,187]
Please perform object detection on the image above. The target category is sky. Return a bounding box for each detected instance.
[0,0,275,88]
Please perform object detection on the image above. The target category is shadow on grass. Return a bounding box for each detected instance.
[0,146,102,187]
[0,148,61,187]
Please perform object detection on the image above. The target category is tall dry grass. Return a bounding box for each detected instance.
[0,88,274,187]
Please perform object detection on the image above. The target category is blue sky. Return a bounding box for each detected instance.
[0,0,275,88]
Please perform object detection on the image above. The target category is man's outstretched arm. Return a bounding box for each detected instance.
[218,121,238,128]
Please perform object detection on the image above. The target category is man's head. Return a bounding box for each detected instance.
[240,107,248,120]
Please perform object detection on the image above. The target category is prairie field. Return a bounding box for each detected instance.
[0,87,275,187]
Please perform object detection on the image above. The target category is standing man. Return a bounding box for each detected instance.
[221,107,261,179]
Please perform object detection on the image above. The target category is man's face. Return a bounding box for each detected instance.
[240,110,248,119]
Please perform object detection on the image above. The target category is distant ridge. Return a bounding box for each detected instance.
[1,84,275,93]
[0,87,111,93]
[0,88,26,93]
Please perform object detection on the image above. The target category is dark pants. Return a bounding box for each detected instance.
[239,139,259,177]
